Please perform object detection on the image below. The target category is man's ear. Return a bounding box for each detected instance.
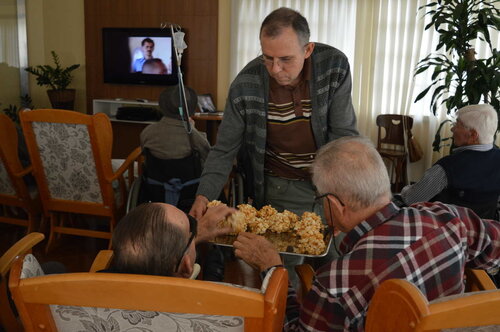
[327,194,345,213]
[176,255,194,279]
[469,128,479,144]
[304,42,315,59]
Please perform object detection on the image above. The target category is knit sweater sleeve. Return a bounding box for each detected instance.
[196,89,246,200]
[326,59,358,141]
[310,44,358,147]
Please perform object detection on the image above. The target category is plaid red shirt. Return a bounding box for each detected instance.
[283,201,500,331]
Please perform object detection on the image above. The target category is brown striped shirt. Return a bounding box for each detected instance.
[265,58,317,180]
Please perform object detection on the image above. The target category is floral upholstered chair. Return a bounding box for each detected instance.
[0,113,42,233]
[19,109,141,251]
[9,253,288,332]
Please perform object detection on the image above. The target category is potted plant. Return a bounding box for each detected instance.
[25,51,80,110]
[414,0,499,151]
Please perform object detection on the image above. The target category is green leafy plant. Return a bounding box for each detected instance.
[414,0,500,151]
[25,51,80,91]
[1,95,34,124]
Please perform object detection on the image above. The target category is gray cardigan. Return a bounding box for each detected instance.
[197,43,358,207]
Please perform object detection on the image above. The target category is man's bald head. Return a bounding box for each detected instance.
[111,203,191,276]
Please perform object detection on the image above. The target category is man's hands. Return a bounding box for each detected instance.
[233,232,282,272]
[192,198,282,272]
[196,204,236,243]
[190,195,209,219]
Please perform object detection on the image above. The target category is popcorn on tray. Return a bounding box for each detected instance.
[257,205,277,219]
[207,200,223,207]
[237,204,257,220]
[208,200,327,255]
[268,210,296,233]
[295,232,326,255]
[294,211,323,237]
[247,217,269,234]
[225,211,247,233]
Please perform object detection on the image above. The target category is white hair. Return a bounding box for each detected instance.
[311,136,391,211]
[457,104,498,144]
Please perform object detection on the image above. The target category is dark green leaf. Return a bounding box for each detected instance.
[415,86,433,103]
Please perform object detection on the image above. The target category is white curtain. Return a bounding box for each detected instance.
[229,0,356,81]
[0,1,20,67]
[229,0,500,181]
[352,0,437,181]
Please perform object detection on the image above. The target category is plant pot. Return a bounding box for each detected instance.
[47,89,76,110]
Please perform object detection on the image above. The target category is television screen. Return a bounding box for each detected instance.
[102,28,180,85]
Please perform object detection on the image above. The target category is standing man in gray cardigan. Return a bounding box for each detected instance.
[190,7,358,218]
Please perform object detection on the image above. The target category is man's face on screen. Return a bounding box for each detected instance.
[142,42,154,59]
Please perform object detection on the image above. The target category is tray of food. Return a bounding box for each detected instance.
[208,201,333,257]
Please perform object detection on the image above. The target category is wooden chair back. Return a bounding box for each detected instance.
[0,232,44,332]
[376,114,413,150]
[19,109,140,249]
[365,278,500,332]
[375,114,414,192]
[9,253,288,332]
[0,113,42,233]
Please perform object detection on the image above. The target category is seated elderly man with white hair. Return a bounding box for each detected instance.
[233,136,500,331]
[399,103,500,220]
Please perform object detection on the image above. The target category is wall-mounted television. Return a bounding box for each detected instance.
[102,27,181,86]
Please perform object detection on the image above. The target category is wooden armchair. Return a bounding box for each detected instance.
[19,109,141,251]
[365,278,500,332]
[0,113,43,233]
[88,249,114,272]
[295,264,500,332]
[295,263,496,302]
[9,253,288,332]
[0,232,44,332]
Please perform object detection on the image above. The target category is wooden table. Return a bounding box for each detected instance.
[192,112,223,145]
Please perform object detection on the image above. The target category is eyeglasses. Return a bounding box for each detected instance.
[259,43,311,68]
[312,192,344,256]
[311,192,343,257]
[259,54,297,68]
[175,214,198,272]
[312,192,345,212]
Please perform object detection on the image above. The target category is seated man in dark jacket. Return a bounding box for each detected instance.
[139,85,211,211]
[140,85,210,165]
[400,104,500,220]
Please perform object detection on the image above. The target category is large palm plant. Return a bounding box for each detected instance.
[414,0,499,151]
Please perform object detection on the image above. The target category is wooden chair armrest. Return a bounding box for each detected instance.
[89,250,114,272]
[108,147,142,183]
[11,165,33,178]
[0,232,44,277]
[295,264,315,302]
[465,268,497,292]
